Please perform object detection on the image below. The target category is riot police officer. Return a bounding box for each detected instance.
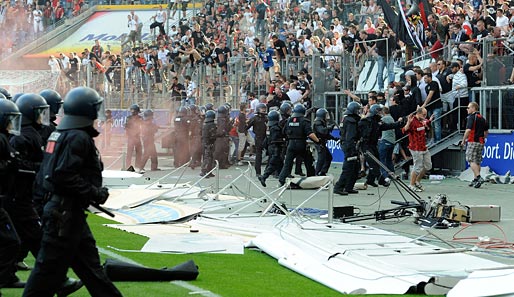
[0,87,12,100]
[358,104,403,187]
[38,89,63,145]
[214,105,231,169]
[0,98,23,290]
[124,104,143,171]
[188,105,203,169]
[23,87,122,297]
[140,110,159,171]
[313,108,338,176]
[246,103,267,176]
[334,102,362,195]
[173,106,190,167]
[258,110,284,187]
[278,104,320,186]
[279,102,303,176]
[8,93,48,272]
[200,110,217,177]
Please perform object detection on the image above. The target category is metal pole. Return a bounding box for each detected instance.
[328,180,334,224]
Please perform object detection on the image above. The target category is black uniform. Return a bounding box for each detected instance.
[124,114,143,169]
[260,122,284,182]
[214,114,231,169]
[358,115,402,186]
[23,128,122,297]
[278,116,315,185]
[246,113,267,176]
[334,114,360,193]
[189,113,203,169]
[141,119,159,171]
[313,119,337,176]
[279,111,304,176]
[7,125,44,265]
[0,132,21,289]
[201,119,217,175]
[173,114,190,167]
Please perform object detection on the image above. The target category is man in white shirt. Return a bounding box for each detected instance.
[249,92,259,112]
[130,11,143,44]
[59,52,70,71]
[184,75,197,105]
[33,5,43,34]
[150,5,166,36]
[286,82,303,104]
[157,45,170,82]
[122,14,137,49]
[495,8,510,36]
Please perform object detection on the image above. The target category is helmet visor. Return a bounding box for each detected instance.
[7,114,22,136]
[96,99,106,122]
[56,102,64,118]
[36,106,50,126]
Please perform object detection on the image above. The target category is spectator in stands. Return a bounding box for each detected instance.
[255,0,268,41]
[150,5,166,36]
[422,72,443,144]
[463,51,483,99]
[54,3,64,22]
[428,14,451,60]
[65,52,79,82]
[43,1,52,28]
[48,55,61,74]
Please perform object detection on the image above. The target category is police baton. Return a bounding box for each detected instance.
[91,202,115,218]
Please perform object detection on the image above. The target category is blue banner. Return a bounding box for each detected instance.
[480,131,514,175]
[99,109,171,134]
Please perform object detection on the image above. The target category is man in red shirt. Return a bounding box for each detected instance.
[402,107,435,192]
[460,102,488,188]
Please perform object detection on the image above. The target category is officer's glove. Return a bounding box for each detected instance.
[94,187,110,205]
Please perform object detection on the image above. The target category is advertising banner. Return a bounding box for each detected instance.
[480,131,514,175]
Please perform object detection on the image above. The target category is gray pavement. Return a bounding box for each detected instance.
[102,153,514,266]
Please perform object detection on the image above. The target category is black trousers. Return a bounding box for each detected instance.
[254,136,265,175]
[315,144,332,176]
[189,135,202,168]
[201,143,215,174]
[262,144,283,180]
[0,208,20,287]
[278,141,315,184]
[149,21,165,35]
[364,146,385,185]
[335,153,360,192]
[214,137,230,168]
[23,200,122,297]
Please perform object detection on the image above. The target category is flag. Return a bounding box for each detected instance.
[395,0,423,51]
[418,0,432,29]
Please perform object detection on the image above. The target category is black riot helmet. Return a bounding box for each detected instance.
[217,105,229,116]
[267,110,280,126]
[256,103,267,115]
[177,106,188,117]
[130,104,140,115]
[0,99,22,136]
[58,87,104,130]
[143,109,154,120]
[12,93,24,103]
[279,102,292,117]
[344,101,362,116]
[315,108,329,121]
[368,104,383,117]
[39,89,63,116]
[0,87,12,100]
[16,93,50,126]
[198,105,207,116]
[205,103,214,111]
[292,104,306,117]
[205,110,216,123]
[189,104,198,115]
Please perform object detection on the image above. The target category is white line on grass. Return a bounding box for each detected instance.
[98,247,220,297]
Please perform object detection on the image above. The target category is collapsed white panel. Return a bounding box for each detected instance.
[448,269,514,297]
[142,234,244,254]
[101,200,202,224]
[103,188,170,209]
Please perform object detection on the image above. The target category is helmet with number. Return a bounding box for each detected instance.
[344,101,362,116]
[198,105,207,116]
[12,93,24,103]
[368,104,383,117]
[256,103,267,115]
[143,109,154,120]
[58,87,104,130]
[0,87,12,100]
[205,110,216,123]
[130,104,140,114]
[0,99,22,136]
[205,103,214,111]
[16,93,50,126]
[267,110,280,126]
[189,104,198,115]
[177,106,188,117]
[39,89,63,116]
[279,102,292,116]
[217,104,229,116]
[292,104,306,117]
[315,108,329,121]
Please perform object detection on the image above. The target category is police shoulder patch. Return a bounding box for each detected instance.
[48,132,61,142]
[46,132,61,154]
